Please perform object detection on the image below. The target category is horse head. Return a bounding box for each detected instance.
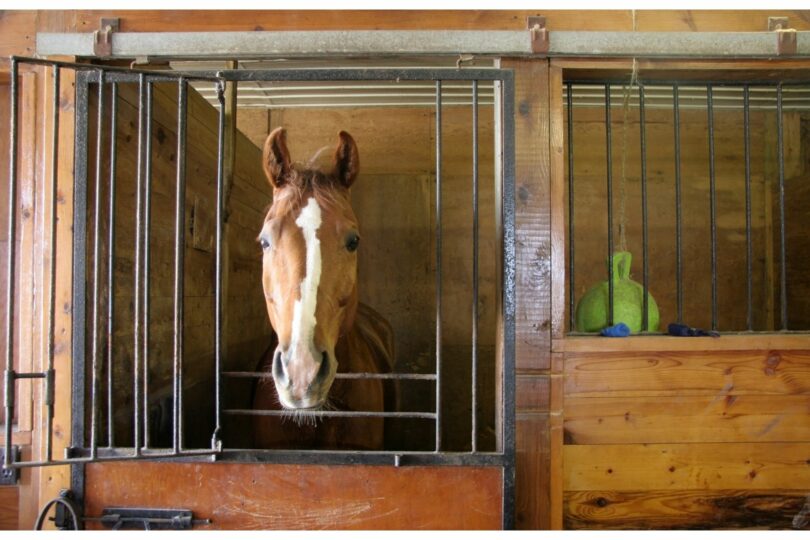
[258,127,361,410]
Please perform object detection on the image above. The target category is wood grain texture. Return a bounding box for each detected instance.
[500,58,551,373]
[516,375,550,412]
[565,349,810,398]
[564,443,810,491]
[556,334,810,352]
[516,412,550,529]
[549,65,566,340]
[565,394,810,444]
[565,489,810,530]
[84,462,503,530]
[0,487,19,530]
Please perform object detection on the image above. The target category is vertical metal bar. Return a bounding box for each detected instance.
[132,74,145,455]
[567,82,575,332]
[605,84,614,327]
[212,79,226,450]
[639,85,649,332]
[744,85,753,331]
[4,58,18,467]
[45,65,60,461]
[673,84,683,325]
[707,84,718,331]
[89,69,105,459]
[470,80,478,453]
[434,79,442,452]
[173,78,188,453]
[106,82,117,447]
[142,81,153,450]
[776,83,788,330]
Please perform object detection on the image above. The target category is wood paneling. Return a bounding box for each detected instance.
[84,462,503,530]
[565,394,810,444]
[565,349,810,398]
[0,487,18,530]
[565,489,810,530]
[516,413,550,529]
[564,443,810,491]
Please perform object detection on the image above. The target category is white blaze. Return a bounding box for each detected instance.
[291,197,322,357]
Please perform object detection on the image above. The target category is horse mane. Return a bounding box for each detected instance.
[264,165,350,223]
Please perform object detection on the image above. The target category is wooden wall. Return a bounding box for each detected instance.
[87,81,271,448]
[259,102,499,452]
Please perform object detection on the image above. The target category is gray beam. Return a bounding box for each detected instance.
[36,30,810,59]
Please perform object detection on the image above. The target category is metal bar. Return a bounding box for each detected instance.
[707,84,718,331]
[673,84,683,324]
[193,69,532,83]
[777,84,788,330]
[33,30,810,59]
[212,79,226,450]
[9,56,222,81]
[106,81,117,447]
[744,85,753,331]
[3,58,18,468]
[605,83,614,327]
[89,69,105,459]
[132,74,146,456]
[221,371,437,380]
[434,79,442,452]
[639,85,649,332]
[45,65,60,462]
[567,82,575,332]
[142,81,153,450]
[471,79,479,454]
[173,78,188,453]
[224,409,436,419]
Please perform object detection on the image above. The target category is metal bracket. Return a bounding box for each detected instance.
[769,17,797,56]
[0,447,19,485]
[93,18,119,58]
[527,16,549,54]
[88,508,210,530]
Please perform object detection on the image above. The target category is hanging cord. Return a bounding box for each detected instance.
[617,9,639,253]
[34,492,81,530]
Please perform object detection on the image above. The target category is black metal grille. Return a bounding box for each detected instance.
[565,78,810,334]
[2,57,516,524]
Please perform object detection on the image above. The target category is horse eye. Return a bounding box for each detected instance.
[345,233,360,252]
[259,237,271,251]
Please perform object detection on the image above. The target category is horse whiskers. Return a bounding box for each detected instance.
[279,398,336,428]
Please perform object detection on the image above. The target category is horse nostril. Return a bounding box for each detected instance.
[272,350,288,386]
[317,351,331,383]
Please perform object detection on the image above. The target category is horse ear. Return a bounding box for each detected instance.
[263,127,292,190]
[333,131,359,188]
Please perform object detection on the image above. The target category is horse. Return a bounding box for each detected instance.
[252,127,395,450]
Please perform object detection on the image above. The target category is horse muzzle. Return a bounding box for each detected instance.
[271,346,335,409]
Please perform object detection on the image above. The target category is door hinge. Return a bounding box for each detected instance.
[93,18,120,58]
[527,16,549,55]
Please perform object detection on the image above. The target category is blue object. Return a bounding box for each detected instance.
[667,323,720,338]
[600,323,631,337]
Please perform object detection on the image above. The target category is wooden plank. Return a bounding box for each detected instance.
[516,412,550,529]
[564,443,810,491]
[549,65,566,340]
[84,462,503,530]
[500,58,551,373]
[555,335,810,353]
[565,394,810,444]
[565,349,810,398]
[0,487,18,530]
[564,489,810,530]
[516,375,550,412]
[549,409,564,530]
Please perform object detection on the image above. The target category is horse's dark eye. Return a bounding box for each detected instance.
[345,233,360,252]
[259,237,271,251]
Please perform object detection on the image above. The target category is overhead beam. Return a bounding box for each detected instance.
[36,30,810,59]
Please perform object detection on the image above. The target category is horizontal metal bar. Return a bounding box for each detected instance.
[223,409,436,419]
[566,79,810,87]
[9,372,47,380]
[36,30,810,58]
[204,68,513,82]
[222,371,436,380]
[5,448,219,469]
[10,56,222,82]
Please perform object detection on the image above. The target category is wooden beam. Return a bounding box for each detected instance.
[555,334,810,353]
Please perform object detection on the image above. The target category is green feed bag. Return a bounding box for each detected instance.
[575,251,660,333]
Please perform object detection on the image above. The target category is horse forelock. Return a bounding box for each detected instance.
[264,166,350,224]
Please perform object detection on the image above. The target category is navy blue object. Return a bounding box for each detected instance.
[600,323,631,337]
[667,323,720,338]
